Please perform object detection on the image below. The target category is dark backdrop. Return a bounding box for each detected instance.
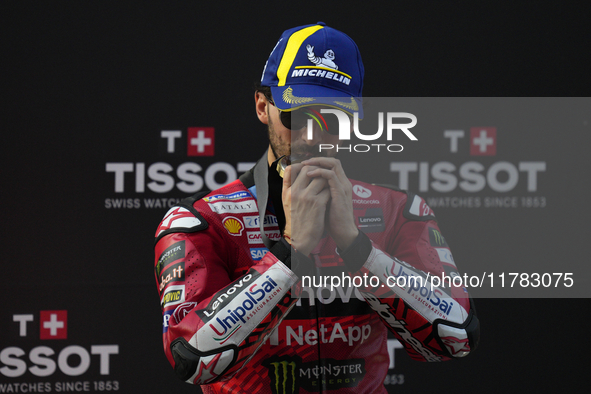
[2,2,589,393]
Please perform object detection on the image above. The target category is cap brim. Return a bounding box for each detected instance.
[270,85,363,118]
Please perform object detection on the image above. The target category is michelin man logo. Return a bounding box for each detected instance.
[306,45,338,70]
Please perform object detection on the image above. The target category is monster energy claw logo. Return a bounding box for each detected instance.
[265,357,299,394]
[429,227,448,247]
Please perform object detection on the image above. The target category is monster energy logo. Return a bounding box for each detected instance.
[265,358,299,394]
[156,241,184,277]
[429,227,448,247]
[265,356,365,392]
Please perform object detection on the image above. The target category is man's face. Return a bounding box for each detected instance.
[266,101,341,161]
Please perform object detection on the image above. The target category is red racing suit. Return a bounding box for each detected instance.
[154,159,479,394]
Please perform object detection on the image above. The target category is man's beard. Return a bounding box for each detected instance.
[267,113,288,160]
[267,110,329,161]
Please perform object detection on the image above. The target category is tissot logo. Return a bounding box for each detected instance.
[470,127,496,156]
[39,310,67,340]
[160,128,216,157]
[391,128,546,196]
[3,311,119,378]
[105,129,256,205]
[187,127,214,156]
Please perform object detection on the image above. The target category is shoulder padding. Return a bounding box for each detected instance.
[154,191,210,245]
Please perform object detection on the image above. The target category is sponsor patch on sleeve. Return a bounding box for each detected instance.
[428,227,448,247]
[357,208,385,233]
[155,205,208,243]
[435,247,455,265]
[250,247,269,261]
[160,284,185,309]
[243,215,279,229]
[155,240,186,277]
[208,200,258,214]
[403,193,436,222]
[157,261,185,294]
[223,216,245,236]
[203,191,252,203]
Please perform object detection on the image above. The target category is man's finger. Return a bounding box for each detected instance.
[291,164,323,189]
[306,176,329,195]
[302,157,347,181]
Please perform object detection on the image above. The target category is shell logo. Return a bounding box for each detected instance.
[223,217,244,236]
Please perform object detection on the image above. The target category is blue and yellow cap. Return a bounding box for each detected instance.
[260,22,364,117]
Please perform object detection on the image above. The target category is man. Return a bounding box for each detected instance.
[154,23,479,393]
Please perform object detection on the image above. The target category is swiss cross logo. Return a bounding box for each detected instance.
[187,127,215,156]
[470,127,496,156]
[39,310,67,340]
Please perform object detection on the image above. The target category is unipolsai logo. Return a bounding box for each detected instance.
[207,275,280,344]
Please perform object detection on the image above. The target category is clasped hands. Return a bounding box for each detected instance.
[282,157,359,256]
